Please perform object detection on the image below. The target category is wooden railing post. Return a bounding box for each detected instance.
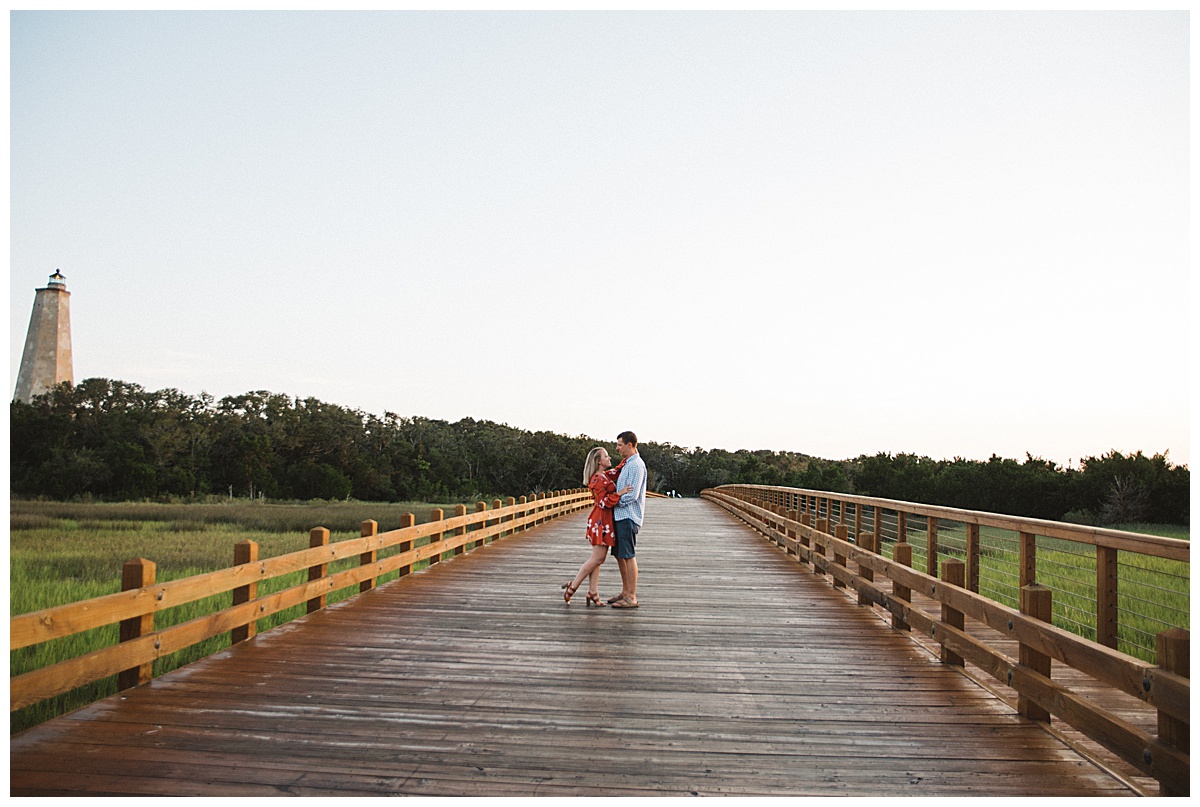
[428,509,444,565]
[505,497,516,537]
[786,509,799,558]
[473,501,487,548]
[118,558,156,690]
[1020,531,1037,588]
[814,518,828,574]
[940,559,965,666]
[453,504,467,556]
[896,511,907,547]
[892,543,912,631]
[517,496,527,532]
[1019,583,1053,722]
[966,522,980,593]
[857,531,875,606]
[491,499,503,543]
[307,527,330,613]
[359,520,378,593]
[398,513,415,577]
[833,524,848,589]
[927,516,939,576]
[1156,628,1190,796]
[231,541,259,644]
[872,505,882,553]
[1097,545,1119,649]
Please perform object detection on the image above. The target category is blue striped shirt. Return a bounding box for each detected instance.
[614,452,647,526]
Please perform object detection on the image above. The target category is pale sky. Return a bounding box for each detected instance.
[8,10,1192,467]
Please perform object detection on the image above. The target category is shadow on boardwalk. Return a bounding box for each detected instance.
[10,499,1135,796]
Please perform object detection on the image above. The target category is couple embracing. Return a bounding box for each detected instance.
[562,431,647,608]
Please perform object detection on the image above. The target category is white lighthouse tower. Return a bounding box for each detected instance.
[14,269,74,403]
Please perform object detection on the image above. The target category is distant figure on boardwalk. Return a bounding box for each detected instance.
[562,446,631,606]
[609,431,647,608]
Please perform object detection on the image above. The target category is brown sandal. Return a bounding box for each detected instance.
[610,599,639,608]
[561,581,578,604]
[586,592,605,607]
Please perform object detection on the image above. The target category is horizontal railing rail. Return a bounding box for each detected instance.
[718,484,1188,659]
[703,485,1189,796]
[10,490,591,714]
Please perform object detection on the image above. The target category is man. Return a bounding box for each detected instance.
[609,430,647,608]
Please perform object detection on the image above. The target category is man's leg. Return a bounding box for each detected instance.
[613,519,639,606]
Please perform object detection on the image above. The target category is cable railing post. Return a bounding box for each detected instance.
[786,508,799,558]
[833,524,848,589]
[815,518,828,574]
[927,516,939,576]
[1097,545,1119,649]
[1019,583,1053,723]
[1020,531,1037,588]
[941,559,966,666]
[892,542,912,631]
[1156,628,1190,796]
[857,531,875,606]
[966,522,980,593]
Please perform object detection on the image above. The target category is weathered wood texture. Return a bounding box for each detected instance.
[10,500,1136,796]
[705,489,1188,795]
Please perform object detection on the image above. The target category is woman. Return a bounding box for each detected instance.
[562,446,631,605]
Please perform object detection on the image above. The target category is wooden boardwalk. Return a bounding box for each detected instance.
[10,499,1136,796]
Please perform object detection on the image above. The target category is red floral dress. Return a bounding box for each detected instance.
[585,461,626,546]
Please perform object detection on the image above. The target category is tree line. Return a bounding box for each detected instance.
[10,378,1189,526]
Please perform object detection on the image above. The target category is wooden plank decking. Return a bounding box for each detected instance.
[10,499,1137,796]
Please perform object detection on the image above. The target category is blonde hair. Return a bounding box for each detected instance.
[582,447,608,484]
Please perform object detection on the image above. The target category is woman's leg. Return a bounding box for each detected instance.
[585,545,607,595]
[571,544,608,592]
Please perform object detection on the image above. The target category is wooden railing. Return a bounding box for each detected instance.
[703,484,1190,796]
[10,489,591,715]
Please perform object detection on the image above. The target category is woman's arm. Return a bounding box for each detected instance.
[616,459,645,507]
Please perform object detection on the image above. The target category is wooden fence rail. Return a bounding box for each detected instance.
[10,489,591,714]
[703,485,1190,796]
[718,484,1188,658]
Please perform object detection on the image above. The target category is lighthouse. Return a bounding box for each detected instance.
[14,270,74,403]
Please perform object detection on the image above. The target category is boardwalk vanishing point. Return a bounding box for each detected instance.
[10,498,1142,796]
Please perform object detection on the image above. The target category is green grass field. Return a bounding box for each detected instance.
[889,520,1189,663]
[9,498,469,734]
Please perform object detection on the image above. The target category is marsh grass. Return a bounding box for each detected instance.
[885,521,1189,663]
[10,498,466,733]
